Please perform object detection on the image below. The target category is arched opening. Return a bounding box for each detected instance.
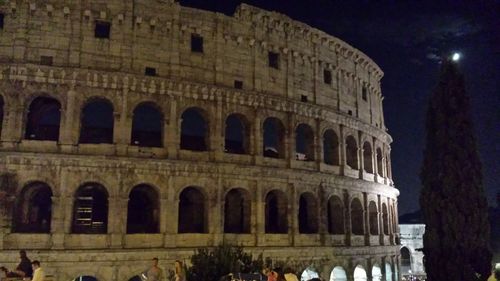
[400,247,411,274]
[13,182,53,233]
[131,103,163,147]
[73,276,98,281]
[295,123,315,161]
[72,183,108,234]
[178,187,206,233]
[301,267,319,281]
[25,96,61,141]
[224,188,251,233]
[263,117,285,158]
[224,114,249,154]
[327,196,344,234]
[351,198,364,235]
[369,201,379,235]
[265,190,288,233]
[386,154,392,179]
[126,185,159,234]
[382,203,389,235]
[323,129,339,165]
[363,142,373,173]
[353,265,367,281]
[298,192,318,234]
[79,98,114,144]
[180,107,208,151]
[376,148,384,177]
[330,266,347,281]
[385,263,392,281]
[372,265,382,281]
[0,96,4,139]
[345,136,358,169]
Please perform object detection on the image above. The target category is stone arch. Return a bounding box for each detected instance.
[224,188,251,233]
[79,98,114,144]
[12,181,53,233]
[180,107,209,151]
[376,147,384,177]
[372,265,382,281]
[330,266,347,281]
[301,266,319,281]
[263,117,286,158]
[224,113,250,154]
[385,263,392,281]
[71,182,109,234]
[178,186,206,233]
[298,192,319,234]
[295,123,315,161]
[126,184,160,234]
[353,265,367,281]
[265,189,288,233]
[131,102,163,147]
[323,129,339,165]
[363,141,373,173]
[327,195,344,234]
[24,96,61,141]
[382,203,389,235]
[368,201,379,235]
[351,198,364,235]
[400,246,411,274]
[346,135,358,169]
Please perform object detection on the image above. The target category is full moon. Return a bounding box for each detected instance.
[452,53,461,61]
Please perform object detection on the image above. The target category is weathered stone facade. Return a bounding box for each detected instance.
[0,1,400,281]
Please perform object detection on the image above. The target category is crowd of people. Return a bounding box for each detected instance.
[0,250,45,281]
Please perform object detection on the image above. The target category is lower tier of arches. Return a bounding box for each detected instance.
[0,246,401,281]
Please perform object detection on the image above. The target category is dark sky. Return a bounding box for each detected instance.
[180,0,500,215]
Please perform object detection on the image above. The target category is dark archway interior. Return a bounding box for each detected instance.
[178,187,206,233]
[265,190,288,233]
[323,129,339,165]
[382,204,389,235]
[79,99,114,144]
[263,117,285,158]
[298,193,318,233]
[224,188,251,233]
[131,103,163,147]
[327,196,344,234]
[351,198,364,235]
[25,97,61,141]
[13,182,53,233]
[376,148,384,176]
[224,114,248,154]
[346,136,358,169]
[127,185,159,234]
[180,108,208,151]
[72,184,108,234]
[369,201,379,235]
[363,142,373,173]
[295,124,315,161]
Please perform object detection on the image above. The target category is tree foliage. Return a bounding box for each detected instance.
[186,244,264,281]
[420,59,492,281]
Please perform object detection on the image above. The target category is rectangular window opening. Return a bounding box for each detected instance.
[301,95,308,102]
[0,13,4,29]
[234,80,243,89]
[268,51,279,69]
[348,110,353,116]
[362,87,368,101]
[145,67,157,76]
[95,21,111,39]
[323,69,332,84]
[191,34,204,53]
[40,56,53,66]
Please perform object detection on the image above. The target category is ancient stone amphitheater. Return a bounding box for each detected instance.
[0,1,400,281]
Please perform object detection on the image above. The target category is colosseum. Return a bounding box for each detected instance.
[0,1,400,281]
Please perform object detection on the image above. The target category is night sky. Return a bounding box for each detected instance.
[180,0,500,215]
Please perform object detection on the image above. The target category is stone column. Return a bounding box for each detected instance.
[107,196,126,248]
[114,93,129,156]
[59,90,78,153]
[290,183,297,246]
[358,131,364,179]
[315,118,322,170]
[166,101,178,159]
[212,100,224,162]
[211,179,223,245]
[344,190,352,246]
[252,112,262,165]
[50,195,66,249]
[339,125,346,175]
[363,192,370,245]
[286,113,294,166]
[255,181,265,245]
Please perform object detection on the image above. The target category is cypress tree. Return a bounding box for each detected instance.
[420,59,492,281]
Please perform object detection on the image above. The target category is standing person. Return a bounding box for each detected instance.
[144,258,163,281]
[283,268,298,281]
[262,267,278,281]
[31,261,44,281]
[174,260,186,281]
[10,250,33,278]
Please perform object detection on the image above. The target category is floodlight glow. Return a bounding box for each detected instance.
[452,53,461,61]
